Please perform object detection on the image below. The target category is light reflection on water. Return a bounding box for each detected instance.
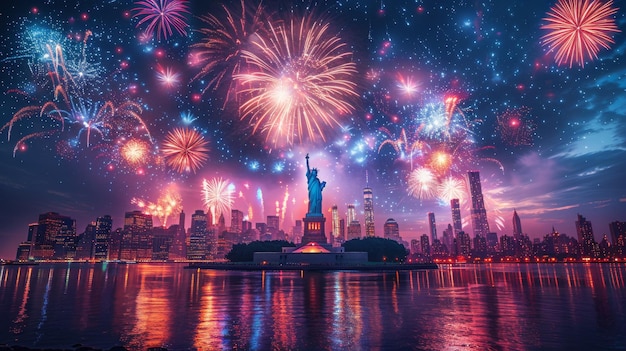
[0,263,625,350]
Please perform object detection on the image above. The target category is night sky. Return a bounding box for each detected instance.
[1,0,625,259]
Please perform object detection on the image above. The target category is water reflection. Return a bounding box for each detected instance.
[0,263,624,350]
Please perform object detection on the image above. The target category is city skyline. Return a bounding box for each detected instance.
[1,1,626,259]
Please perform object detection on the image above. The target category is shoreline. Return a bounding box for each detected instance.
[185,262,439,271]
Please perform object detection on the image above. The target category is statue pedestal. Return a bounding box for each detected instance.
[301,215,327,244]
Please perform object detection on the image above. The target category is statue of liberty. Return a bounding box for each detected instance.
[305,153,326,216]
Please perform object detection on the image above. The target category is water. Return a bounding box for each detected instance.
[1,263,625,350]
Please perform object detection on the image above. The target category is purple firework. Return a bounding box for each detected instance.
[133,0,191,40]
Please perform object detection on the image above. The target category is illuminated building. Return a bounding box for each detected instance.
[94,215,112,260]
[363,173,375,238]
[609,221,626,245]
[347,204,356,224]
[384,218,401,243]
[187,210,208,260]
[292,220,303,244]
[576,213,598,257]
[442,224,454,254]
[231,209,244,233]
[347,220,362,240]
[512,209,522,240]
[456,231,471,257]
[428,212,437,242]
[32,212,76,260]
[467,171,490,238]
[450,199,462,235]
[420,234,430,257]
[331,205,341,246]
[121,210,153,261]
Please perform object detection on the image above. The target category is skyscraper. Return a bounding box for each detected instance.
[347,220,362,240]
[347,204,356,224]
[512,209,522,240]
[467,171,490,238]
[122,210,153,261]
[450,199,462,235]
[428,212,437,242]
[576,213,597,257]
[609,221,626,245]
[94,215,112,260]
[331,205,341,246]
[33,212,76,260]
[363,173,375,237]
[231,209,244,233]
[187,210,208,260]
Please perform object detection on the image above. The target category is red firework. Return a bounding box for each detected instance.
[496,107,536,147]
[541,0,620,67]
[133,0,191,40]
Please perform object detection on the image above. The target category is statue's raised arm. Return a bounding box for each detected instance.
[306,153,311,175]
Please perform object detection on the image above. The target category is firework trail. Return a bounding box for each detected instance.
[202,178,234,225]
[281,185,289,228]
[377,127,424,169]
[257,188,265,219]
[541,0,620,67]
[161,128,209,173]
[236,13,358,146]
[132,0,191,40]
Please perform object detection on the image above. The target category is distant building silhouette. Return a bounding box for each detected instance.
[576,214,598,257]
[467,171,490,238]
[428,212,437,242]
[450,199,462,235]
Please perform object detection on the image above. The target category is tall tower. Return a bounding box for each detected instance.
[94,215,112,260]
[363,172,375,237]
[428,212,437,242]
[331,205,341,246]
[347,204,356,224]
[231,209,244,233]
[576,214,597,257]
[467,171,490,238]
[187,210,208,260]
[122,210,153,261]
[512,209,522,240]
[450,199,462,235]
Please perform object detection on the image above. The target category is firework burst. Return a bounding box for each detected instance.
[407,167,438,200]
[132,0,191,40]
[202,177,234,225]
[235,14,358,146]
[496,107,536,146]
[541,0,620,67]
[162,128,209,173]
[120,138,150,166]
[191,0,266,100]
[437,176,466,203]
